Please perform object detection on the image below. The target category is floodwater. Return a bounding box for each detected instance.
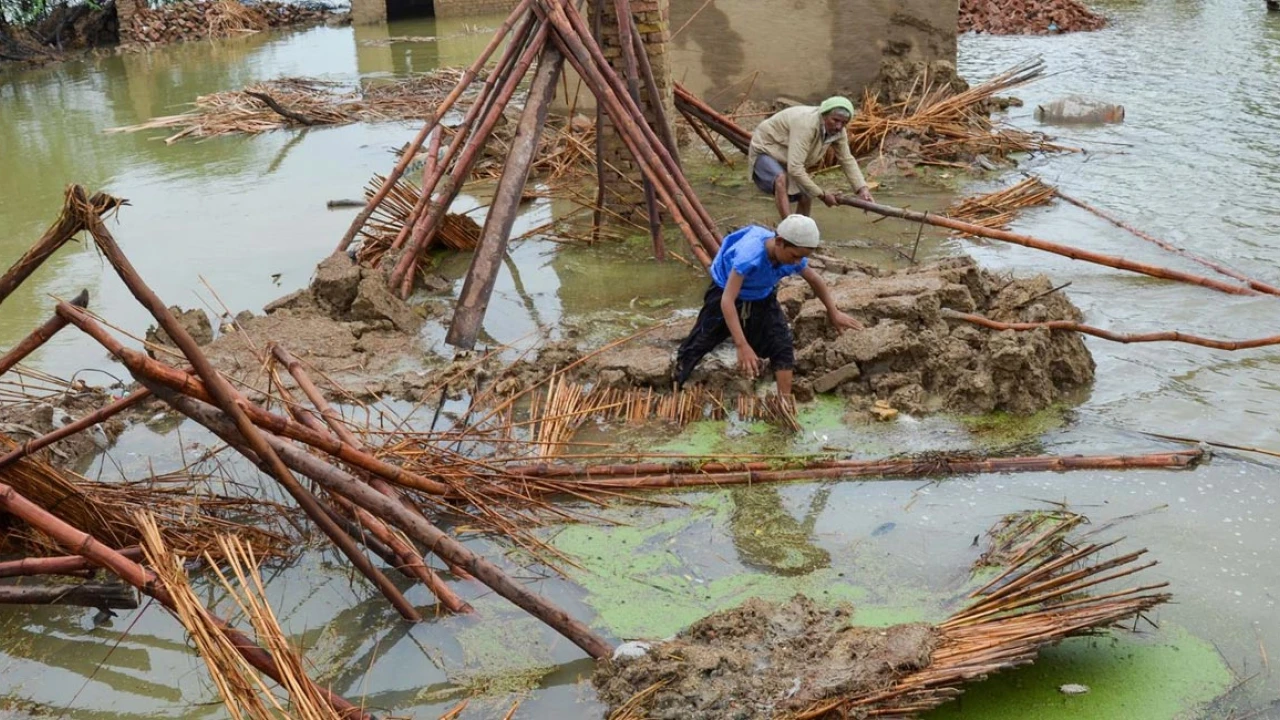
[2,0,1280,717]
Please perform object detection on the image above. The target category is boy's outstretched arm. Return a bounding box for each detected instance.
[800,267,863,331]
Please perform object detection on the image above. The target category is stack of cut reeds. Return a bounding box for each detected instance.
[947,175,1057,231]
[106,71,467,143]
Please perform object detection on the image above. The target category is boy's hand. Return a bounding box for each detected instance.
[829,310,864,332]
[736,345,763,378]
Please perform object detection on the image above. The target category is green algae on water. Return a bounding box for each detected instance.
[923,627,1232,720]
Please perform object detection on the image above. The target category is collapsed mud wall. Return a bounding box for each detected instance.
[581,257,1095,417]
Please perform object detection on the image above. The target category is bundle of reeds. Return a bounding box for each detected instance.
[947,175,1057,231]
[107,71,468,144]
[848,59,1073,166]
[0,441,293,561]
[140,515,347,719]
[354,173,481,273]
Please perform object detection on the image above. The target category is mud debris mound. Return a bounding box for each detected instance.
[578,257,1094,417]
[593,595,938,720]
[959,0,1106,35]
[199,253,441,400]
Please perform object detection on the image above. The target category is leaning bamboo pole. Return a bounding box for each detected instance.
[269,344,473,615]
[943,309,1280,350]
[148,385,615,661]
[391,20,550,297]
[0,289,88,377]
[535,0,717,264]
[67,188,422,623]
[546,0,721,246]
[0,546,145,579]
[0,189,119,307]
[53,302,455,498]
[613,0,665,262]
[0,387,151,472]
[335,0,533,253]
[0,481,371,719]
[1050,184,1280,296]
[447,46,565,350]
[835,195,1261,296]
[673,82,750,153]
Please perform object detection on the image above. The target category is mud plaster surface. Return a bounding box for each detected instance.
[593,595,938,720]
[557,256,1095,417]
[188,253,470,402]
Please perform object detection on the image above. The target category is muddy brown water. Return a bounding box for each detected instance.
[2,1,1280,718]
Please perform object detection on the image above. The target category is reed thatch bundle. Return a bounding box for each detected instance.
[140,515,343,720]
[354,173,482,271]
[107,71,467,144]
[0,444,292,560]
[947,175,1057,231]
[848,59,1074,166]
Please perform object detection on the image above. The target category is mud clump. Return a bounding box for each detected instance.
[593,595,938,719]
[145,305,214,356]
[0,386,132,469]
[581,257,1095,417]
[200,253,441,401]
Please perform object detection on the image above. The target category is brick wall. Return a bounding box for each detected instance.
[593,0,675,217]
[434,0,520,16]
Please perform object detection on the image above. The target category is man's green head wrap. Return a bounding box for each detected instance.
[819,96,855,118]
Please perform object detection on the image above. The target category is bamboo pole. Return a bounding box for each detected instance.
[1050,185,1280,296]
[942,309,1280,350]
[392,21,551,298]
[0,189,119,307]
[673,83,750,153]
[448,46,565,350]
[535,0,716,265]
[0,387,151,472]
[152,387,615,661]
[0,289,88,377]
[388,125,446,254]
[0,481,372,720]
[269,345,473,615]
[336,0,533,253]
[590,0,607,242]
[0,582,138,610]
[630,22,680,169]
[384,12,538,263]
[54,302,454,498]
[68,189,421,623]
[0,547,145,579]
[681,108,732,166]
[835,195,1260,296]
[613,0,665,262]
[506,448,1203,489]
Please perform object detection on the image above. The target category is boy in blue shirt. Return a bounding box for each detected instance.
[674,214,863,398]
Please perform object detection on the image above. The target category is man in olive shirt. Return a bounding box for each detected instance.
[747,96,875,219]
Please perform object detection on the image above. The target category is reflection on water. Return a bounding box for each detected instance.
[729,484,832,575]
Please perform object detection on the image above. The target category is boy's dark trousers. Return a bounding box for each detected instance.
[674,283,795,387]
